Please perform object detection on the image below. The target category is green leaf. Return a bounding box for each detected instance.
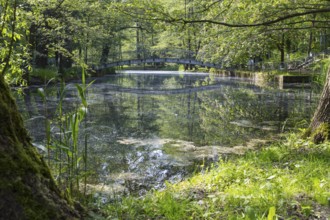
[37,88,46,101]
[46,119,51,143]
[267,175,276,180]
[75,84,87,107]
[2,28,7,36]
[268,206,276,220]
[82,67,86,86]
[86,79,95,89]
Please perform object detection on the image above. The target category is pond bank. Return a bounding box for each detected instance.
[104,133,330,219]
[209,69,316,89]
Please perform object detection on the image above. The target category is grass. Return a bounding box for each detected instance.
[105,133,330,219]
[30,67,58,82]
[30,66,84,83]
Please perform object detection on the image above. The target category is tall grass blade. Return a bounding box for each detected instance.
[267,206,276,220]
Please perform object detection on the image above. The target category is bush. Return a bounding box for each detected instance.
[30,67,58,82]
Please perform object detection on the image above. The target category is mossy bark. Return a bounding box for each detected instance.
[310,68,330,143]
[0,75,80,219]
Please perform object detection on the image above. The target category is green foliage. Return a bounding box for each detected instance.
[2,0,329,83]
[30,67,88,83]
[178,65,186,71]
[311,58,330,86]
[2,0,330,84]
[117,0,330,70]
[2,0,330,217]
[36,68,94,201]
[62,67,83,80]
[30,68,58,82]
[95,67,116,76]
[105,134,330,219]
[0,0,30,84]
[267,207,276,220]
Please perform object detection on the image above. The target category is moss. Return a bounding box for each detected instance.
[302,127,312,139]
[0,75,79,219]
[311,123,330,144]
[0,149,68,219]
[0,142,68,219]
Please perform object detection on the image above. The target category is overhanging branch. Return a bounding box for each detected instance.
[181,8,330,27]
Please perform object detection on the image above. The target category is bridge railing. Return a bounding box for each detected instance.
[93,57,222,71]
[95,48,330,72]
[242,52,329,72]
[113,49,197,61]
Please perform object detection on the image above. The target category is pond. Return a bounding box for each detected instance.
[15,70,319,199]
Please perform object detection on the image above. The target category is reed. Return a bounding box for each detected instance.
[39,68,94,200]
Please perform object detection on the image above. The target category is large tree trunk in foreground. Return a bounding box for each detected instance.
[310,68,330,142]
[0,75,79,219]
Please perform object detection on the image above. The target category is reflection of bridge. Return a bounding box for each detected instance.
[92,49,222,71]
[104,84,222,95]
[102,81,245,95]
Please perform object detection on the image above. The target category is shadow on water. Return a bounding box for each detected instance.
[14,70,319,200]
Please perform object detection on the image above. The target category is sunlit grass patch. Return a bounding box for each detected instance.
[30,67,58,82]
[30,67,84,83]
[106,134,330,219]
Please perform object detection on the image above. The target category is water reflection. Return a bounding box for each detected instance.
[15,71,318,198]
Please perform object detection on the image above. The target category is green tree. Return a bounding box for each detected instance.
[0,0,30,84]
[122,0,330,140]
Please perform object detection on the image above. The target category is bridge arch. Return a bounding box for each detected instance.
[93,58,221,71]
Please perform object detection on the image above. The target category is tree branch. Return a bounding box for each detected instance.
[181,8,330,27]
[191,0,224,15]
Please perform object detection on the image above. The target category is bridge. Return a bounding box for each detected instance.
[92,48,222,71]
[91,47,325,72]
[93,58,222,71]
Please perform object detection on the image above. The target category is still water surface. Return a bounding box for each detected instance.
[15,71,318,197]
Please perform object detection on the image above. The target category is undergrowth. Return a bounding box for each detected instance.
[105,133,330,219]
[311,58,330,87]
[30,67,83,83]
[30,67,58,82]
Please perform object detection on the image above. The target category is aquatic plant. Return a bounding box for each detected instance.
[39,68,94,200]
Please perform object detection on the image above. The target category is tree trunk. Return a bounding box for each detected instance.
[307,31,313,57]
[310,68,330,142]
[30,22,49,68]
[136,24,141,59]
[307,17,316,57]
[280,34,285,68]
[0,75,79,219]
[100,43,110,65]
